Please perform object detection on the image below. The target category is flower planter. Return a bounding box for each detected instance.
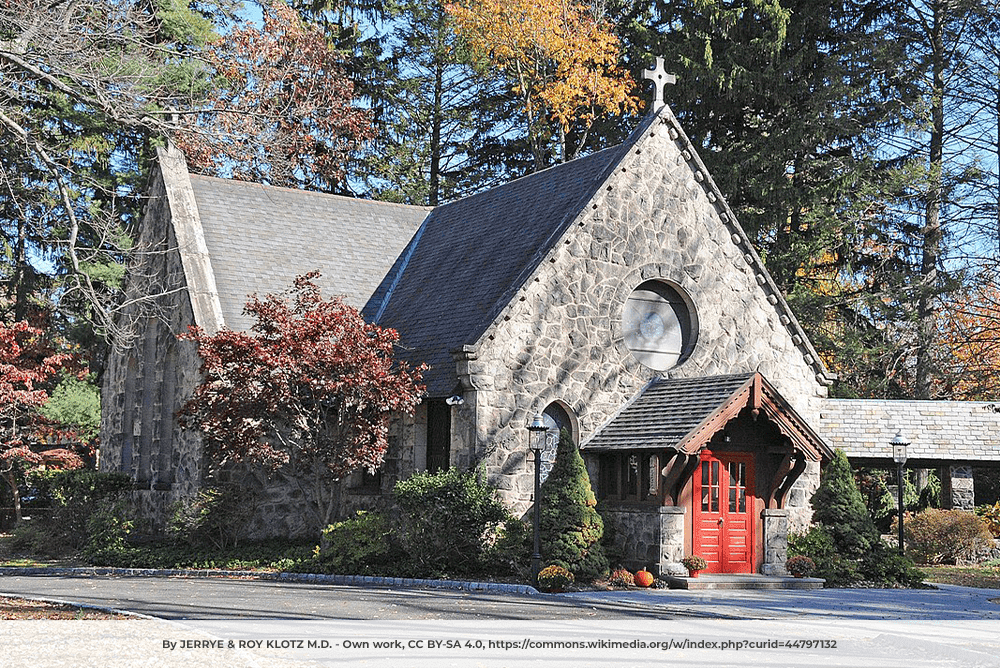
[688,570,700,578]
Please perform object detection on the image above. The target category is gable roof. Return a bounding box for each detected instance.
[583,372,832,462]
[818,398,1000,463]
[188,175,429,332]
[365,141,633,395]
[167,104,834,398]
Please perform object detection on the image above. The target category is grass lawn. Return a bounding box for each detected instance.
[919,563,1000,589]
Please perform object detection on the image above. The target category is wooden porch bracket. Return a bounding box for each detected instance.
[767,451,807,509]
[660,451,699,506]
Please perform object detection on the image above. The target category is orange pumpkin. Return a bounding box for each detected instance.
[635,569,654,588]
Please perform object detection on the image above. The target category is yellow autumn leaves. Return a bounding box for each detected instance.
[446,0,640,134]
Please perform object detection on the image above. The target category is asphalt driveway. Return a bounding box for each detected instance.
[4,573,1000,668]
[2,570,1000,619]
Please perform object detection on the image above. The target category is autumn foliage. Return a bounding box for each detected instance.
[175,1,372,192]
[178,273,425,532]
[0,318,83,521]
[938,277,1000,399]
[446,0,638,165]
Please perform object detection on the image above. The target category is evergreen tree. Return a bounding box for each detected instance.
[810,450,880,559]
[538,429,608,582]
[353,0,519,204]
[609,0,943,399]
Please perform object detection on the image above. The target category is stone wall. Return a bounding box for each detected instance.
[100,154,207,529]
[601,505,686,576]
[941,465,976,511]
[761,509,789,576]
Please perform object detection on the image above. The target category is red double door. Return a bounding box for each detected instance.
[693,450,755,574]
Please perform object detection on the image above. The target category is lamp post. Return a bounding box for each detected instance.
[527,413,547,586]
[891,430,910,556]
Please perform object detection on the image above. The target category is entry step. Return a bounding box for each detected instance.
[665,574,825,590]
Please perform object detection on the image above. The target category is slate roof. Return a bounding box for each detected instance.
[188,175,429,331]
[817,399,1000,462]
[364,143,631,396]
[583,373,755,451]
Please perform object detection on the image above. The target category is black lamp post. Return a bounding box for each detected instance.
[891,430,910,556]
[527,413,547,585]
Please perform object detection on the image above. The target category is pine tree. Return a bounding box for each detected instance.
[810,450,880,559]
[538,429,608,582]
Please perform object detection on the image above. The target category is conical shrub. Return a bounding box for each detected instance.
[538,428,608,582]
[810,449,880,559]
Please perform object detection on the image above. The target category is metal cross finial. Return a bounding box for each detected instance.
[643,57,676,113]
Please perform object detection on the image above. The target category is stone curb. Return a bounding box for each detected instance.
[0,567,539,596]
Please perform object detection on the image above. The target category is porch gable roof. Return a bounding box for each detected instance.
[582,372,832,462]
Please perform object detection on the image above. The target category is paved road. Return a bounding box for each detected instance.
[4,574,1000,668]
[0,573,679,619]
[563,582,1000,619]
[3,572,1000,620]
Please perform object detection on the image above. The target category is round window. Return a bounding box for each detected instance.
[622,280,696,370]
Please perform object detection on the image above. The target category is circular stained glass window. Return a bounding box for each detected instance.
[622,281,696,371]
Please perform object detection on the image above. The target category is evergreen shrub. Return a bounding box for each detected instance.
[788,525,859,587]
[81,501,135,566]
[859,542,925,587]
[318,510,397,574]
[795,450,922,587]
[538,429,608,583]
[17,470,134,554]
[810,451,880,559]
[169,484,257,550]
[392,467,511,576]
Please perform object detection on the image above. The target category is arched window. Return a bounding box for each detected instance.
[542,402,573,443]
[539,402,574,484]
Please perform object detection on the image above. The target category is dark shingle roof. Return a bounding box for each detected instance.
[365,144,630,395]
[583,374,755,451]
[188,175,429,331]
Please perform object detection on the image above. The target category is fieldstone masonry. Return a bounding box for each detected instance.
[466,111,828,521]
[941,465,976,511]
[761,509,790,576]
[104,103,1000,570]
[601,505,686,575]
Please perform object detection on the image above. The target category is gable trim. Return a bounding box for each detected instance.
[583,372,832,463]
[675,373,831,461]
[155,144,225,334]
[372,217,429,324]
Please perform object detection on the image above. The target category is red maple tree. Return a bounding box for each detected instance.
[178,273,425,532]
[0,319,82,523]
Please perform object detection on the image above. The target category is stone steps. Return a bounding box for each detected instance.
[665,574,825,590]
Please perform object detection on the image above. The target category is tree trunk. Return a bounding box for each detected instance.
[429,55,444,206]
[3,469,22,524]
[916,0,946,400]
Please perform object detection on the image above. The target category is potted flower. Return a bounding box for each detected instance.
[680,555,707,577]
[785,555,816,578]
[537,565,574,592]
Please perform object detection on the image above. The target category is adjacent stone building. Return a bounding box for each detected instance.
[101,102,1000,576]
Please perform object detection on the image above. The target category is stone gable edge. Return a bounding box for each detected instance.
[155,144,226,335]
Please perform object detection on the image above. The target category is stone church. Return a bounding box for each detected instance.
[101,90,1000,576]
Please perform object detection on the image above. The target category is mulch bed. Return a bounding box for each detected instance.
[0,596,129,620]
